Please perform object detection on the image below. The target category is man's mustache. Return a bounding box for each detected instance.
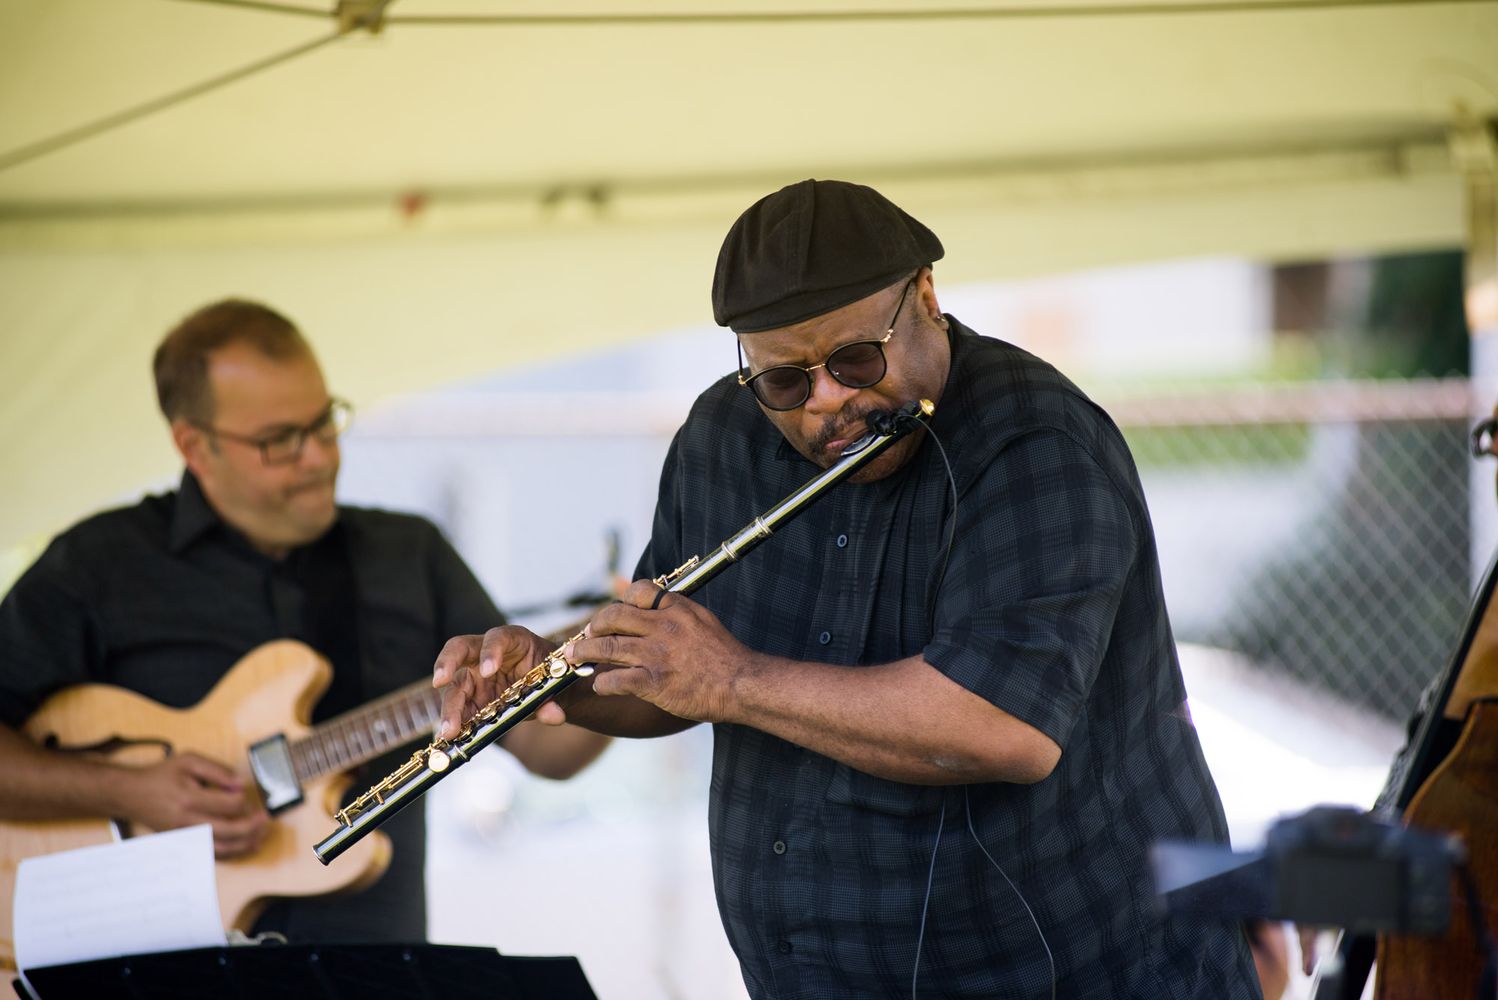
[810,405,878,455]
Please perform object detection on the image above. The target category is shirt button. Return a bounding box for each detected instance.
[777,940,793,955]
[818,631,832,645]
[772,840,786,855]
[836,533,848,548]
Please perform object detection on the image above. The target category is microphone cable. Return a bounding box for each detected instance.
[908,787,1057,1000]
[919,421,959,635]
[965,785,1057,1000]
[868,403,958,635]
[910,793,948,1000]
[843,404,956,620]
[887,404,1051,998]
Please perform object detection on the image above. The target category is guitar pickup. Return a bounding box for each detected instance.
[248,734,303,815]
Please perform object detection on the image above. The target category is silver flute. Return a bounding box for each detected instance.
[313,398,933,866]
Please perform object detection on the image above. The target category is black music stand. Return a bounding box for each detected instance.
[14,942,597,1000]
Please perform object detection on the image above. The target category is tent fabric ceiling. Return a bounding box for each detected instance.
[1,0,1495,208]
[0,0,1495,552]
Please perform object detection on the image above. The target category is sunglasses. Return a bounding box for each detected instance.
[737,277,914,411]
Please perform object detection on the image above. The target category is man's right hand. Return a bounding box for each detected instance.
[117,752,270,859]
[432,626,566,740]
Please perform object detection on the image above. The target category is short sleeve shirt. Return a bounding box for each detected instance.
[0,472,505,943]
[634,319,1261,999]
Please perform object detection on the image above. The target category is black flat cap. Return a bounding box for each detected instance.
[711,179,944,333]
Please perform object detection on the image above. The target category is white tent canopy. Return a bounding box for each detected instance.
[1,0,1495,549]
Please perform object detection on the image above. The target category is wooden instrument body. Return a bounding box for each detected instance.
[0,640,391,968]
[1313,553,1498,999]
[1373,698,1498,999]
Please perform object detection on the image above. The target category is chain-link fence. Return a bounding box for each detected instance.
[344,376,1481,727]
[344,375,1482,728]
[1105,376,1478,724]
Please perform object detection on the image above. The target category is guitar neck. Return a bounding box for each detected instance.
[283,616,597,783]
[289,681,442,781]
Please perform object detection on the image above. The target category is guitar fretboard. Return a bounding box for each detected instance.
[281,619,591,783]
[288,681,441,781]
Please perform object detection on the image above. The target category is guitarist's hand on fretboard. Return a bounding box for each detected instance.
[119,752,271,858]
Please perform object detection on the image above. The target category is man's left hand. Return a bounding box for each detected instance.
[566,580,761,724]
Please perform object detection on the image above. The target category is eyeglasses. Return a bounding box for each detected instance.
[197,397,353,466]
[737,277,914,411]
[1473,416,1498,459]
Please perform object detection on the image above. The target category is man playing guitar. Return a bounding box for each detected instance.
[0,299,607,948]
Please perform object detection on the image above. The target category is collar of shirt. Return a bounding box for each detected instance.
[167,470,342,563]
[167,470,223,553]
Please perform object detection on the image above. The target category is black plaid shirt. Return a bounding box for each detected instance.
[635,319,1261,999]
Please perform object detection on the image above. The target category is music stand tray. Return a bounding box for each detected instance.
[16,942,598,1000]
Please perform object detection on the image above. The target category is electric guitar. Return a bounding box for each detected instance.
[0,639,447,968]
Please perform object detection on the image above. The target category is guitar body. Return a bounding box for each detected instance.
[0,640,391,968]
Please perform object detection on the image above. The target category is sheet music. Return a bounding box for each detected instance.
[13,824,226,972]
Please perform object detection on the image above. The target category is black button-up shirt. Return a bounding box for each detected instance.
[0,472,505,943]
[635,319,1261,999]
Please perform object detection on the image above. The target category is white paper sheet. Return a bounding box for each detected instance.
[13,824,227,972]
